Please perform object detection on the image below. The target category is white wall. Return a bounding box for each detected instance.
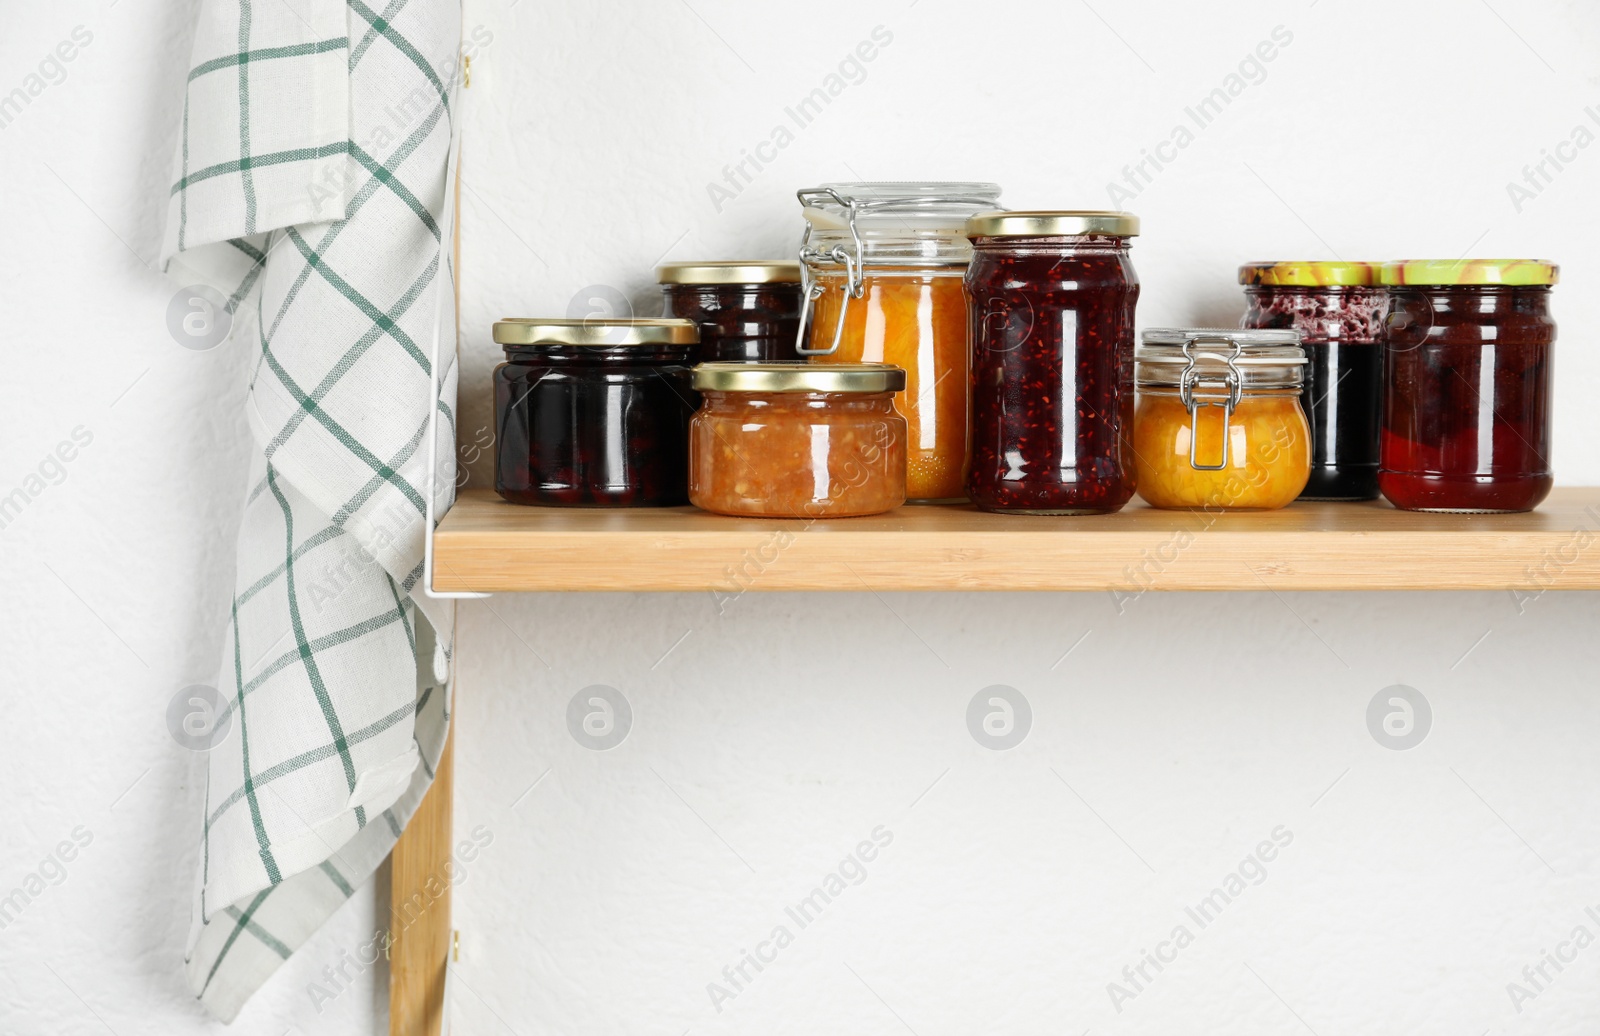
[453,2,1600,1035]
[3,1,1600,1035]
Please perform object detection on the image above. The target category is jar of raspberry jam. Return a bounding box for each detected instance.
[1379,259,1557,513]
[493,318,697,507]
[963,211,1140,514]
[658,261,804,363]
[796,182,1002,503]
[1240,261,1385,501]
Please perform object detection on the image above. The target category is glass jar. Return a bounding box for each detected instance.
[1379,259,1556,513]
[796,181,1003,503]
[1134,328,1311,510]
[1240,261,1385,501]
[493,318,697,507]
[965,211,1140,515]
[688,363,907,518]
[658,261,804,363]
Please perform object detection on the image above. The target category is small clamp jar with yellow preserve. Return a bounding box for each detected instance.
[795,182,1002,502]
[1134,328,1311,510]
[688,363,907,518]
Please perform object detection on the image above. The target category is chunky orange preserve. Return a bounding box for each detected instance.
[1133,392,1310,510]
[809,269,968,501]
[689,391,907,518]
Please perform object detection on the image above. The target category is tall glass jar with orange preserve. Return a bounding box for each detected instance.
[796,182,1002,502]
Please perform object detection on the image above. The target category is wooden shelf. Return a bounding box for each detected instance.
[433,487,1600,593]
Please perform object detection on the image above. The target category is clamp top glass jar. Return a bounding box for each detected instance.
[1134,328,1311,510]
[796,181,1002,503]
[492,318,697,507]
[658,260,804,364]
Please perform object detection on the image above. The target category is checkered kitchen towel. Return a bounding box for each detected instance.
[161,0,464,1019]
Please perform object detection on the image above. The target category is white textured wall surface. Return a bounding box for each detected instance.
[4,1,1600,1035]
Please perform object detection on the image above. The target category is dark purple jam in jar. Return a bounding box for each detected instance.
[659,261,803,364]
[1240,262,1386,500]
[963,211,1140,515]
[1379,260,1557,513]
[492,318,697,507]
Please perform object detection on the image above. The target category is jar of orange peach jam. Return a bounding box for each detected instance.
[689,363,907,518]
[796,182,1002,502]
[1133,328,1311,510]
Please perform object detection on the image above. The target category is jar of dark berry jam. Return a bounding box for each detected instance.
[658,261,804,363]
[1379,259,1557,513]
[962,210,1140,514]
[1240,261,1385,501]
[493,318,697,507]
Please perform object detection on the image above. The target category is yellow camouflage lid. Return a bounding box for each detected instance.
[1238,261,1381,287]
[1380,259,1559,287]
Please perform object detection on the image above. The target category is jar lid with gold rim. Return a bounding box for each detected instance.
[492,318,699,347]
[1239,261,1381,287]
[692,362,906,394]
[965,210,1140,238]
[1380,259,1559,287]
[657,261,802,285]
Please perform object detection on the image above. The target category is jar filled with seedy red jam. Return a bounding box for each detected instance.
[1379,259,1557,513]
[658,261,804,363]
[963,211,1140,514]
[1240,261,1385,501]
[493,318,698,507]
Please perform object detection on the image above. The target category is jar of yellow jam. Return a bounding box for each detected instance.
[688,363,907,518]
[795,182,1002,503]
[1133,328,1311,510]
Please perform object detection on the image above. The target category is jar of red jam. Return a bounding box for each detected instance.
[493,318,697,507]
[1240,261,1385,501]
[658,261,804,363]
[1379,259,1557,513]
[962,211,1140,514]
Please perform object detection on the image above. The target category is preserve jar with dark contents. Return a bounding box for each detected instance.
[658,260,804,363]
[1240,261,1385,500]
[493,318,697,507]
[1379,259,1556,513]
[963,211,1141,514]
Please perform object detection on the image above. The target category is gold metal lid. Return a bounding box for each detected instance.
[1239,261,1381,287]
[692,362,906,394]
[657,261,803,285]
[965,210,1140,238]
[492,318,698,347]
[1380,259,1559,287]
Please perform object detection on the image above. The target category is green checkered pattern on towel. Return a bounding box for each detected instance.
[161,0,462,1020]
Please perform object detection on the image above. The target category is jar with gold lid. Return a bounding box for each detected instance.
[1134,328,1311,510]
[493,318,697,507]
[658,260,804,364]
[688,362,907,518]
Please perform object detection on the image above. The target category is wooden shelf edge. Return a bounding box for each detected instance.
[434,487,1600,593]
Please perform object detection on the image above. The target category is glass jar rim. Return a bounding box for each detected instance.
[966,210,1138,238]
[658,261,801,285]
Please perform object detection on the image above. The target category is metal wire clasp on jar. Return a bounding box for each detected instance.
[1133,328,1311,511]
[794,181,1002,503]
